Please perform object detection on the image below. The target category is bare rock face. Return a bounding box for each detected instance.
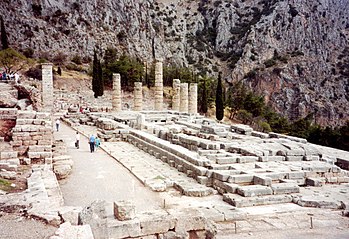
[0,0,348,126]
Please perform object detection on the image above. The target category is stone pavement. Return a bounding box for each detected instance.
[53,122,165,213]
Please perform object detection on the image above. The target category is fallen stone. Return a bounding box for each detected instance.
[114,200,136,221]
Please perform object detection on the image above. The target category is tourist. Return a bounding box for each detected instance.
[55,119,60,132]
[75,132,80,149]
[95,137,100,151]
[14,73,20,85]
[2,72,6,81]
[89,134,95,153]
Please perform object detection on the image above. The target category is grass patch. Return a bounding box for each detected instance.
[0,178,12,192]
[153,175,165,180]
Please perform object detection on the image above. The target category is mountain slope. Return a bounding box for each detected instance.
[1,0,348,126]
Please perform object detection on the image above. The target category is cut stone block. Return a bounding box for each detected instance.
[107,219,141,238]
[114,200,136,221]
[223,193,293,207]
[237,185,273,197]
[306,177,324,187]
[253,175,272,186]
[139,210,176,235]
[271,183,300,194]
[294,196,341,209]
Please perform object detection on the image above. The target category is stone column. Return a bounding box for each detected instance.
[154,59,163,111]
[41,63,53,111]
[172,79,181,112]
[112,73,122,111]
[189,83,198,114]
[180,83,188,113]
[134,82,142,111]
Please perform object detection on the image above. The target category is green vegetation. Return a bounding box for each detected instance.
[215,73,224,121]
[0,48,28,73]
[92,49,103,98]
[1,16,9,50]
[0,178,12,192]
[226,81,349,151]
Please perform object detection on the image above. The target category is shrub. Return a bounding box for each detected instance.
[71,55,82,65]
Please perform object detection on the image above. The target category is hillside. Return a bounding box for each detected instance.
[0,0,348,126]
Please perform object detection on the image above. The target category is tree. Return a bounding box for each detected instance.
[199,76,208,114]
[102,52,143,89]
[92,49,104,98]
[0,48,27,73]
[215,73,224,121]
[1,17,9,50]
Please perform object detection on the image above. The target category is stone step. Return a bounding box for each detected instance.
[223,193,293,207]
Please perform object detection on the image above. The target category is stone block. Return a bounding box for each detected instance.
[228,175,254,184]
[237,156,258,163]
[304,155,320,161]
[237,185,273,197]
[223,193,293,207]
[287,171,305,179]
[139,210,176,235]
[306,177,324,187]
[259,156,285,162]
[58,206,83,225]
[338,177,349,183]
[107,219,141,238]
[114,200,136,221]
[271,183,299,194]
[253,175,272,186]
[168,208,207,231]
[294,196,341,209]
[285,156,304,161]
[0,151,18,159]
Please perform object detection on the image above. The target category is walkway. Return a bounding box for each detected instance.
[54,123,164,213]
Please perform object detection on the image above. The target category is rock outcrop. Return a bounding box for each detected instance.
[0,0,348,125]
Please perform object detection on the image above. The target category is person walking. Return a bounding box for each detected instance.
[89,134,95,153]
[55,119,60,132]
[75,132,80,149]
[95,137,100,151]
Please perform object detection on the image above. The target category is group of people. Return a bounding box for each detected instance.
[74,132,100,153]
[2,71,20,84]
[55,119,101,153]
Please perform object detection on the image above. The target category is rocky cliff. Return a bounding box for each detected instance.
[1,0,348,126]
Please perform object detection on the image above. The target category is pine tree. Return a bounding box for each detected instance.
[92,49,103,98]
[215,73,224,121]
[0,17,9,50]
[200,78,208,114]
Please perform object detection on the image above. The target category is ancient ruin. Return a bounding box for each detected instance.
[0,63,349,239]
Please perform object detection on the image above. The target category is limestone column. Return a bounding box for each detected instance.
[180,83,188,113]
[154,59,163,111]
[189,83,198,114]
[41,63,53,111]
[134,82,142,111]
[112,73,122,111]
[172,79,181,112]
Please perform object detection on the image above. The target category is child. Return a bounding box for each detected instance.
[95,137,101,151]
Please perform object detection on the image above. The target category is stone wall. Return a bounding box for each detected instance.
[11,111,53,160]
